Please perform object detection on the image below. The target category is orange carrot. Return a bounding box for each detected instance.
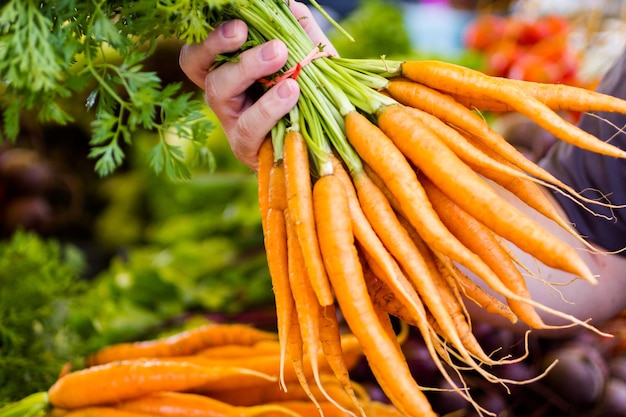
[330,156,432,338]
[86,324,277,366]
[204,377,361,408]
[196,342,279,358]
[385,77,620,208]
[284,302,323,415]
[115,391,302,417]
[377,104,596,284]
[344,110,518,302]
[351,168,498,365]
[400,60,626,159]
[257,137,274,231]
[466,138,602,250]
[263,401,358,417]
[318,302,366,417]
[418,172,545,328]
[283,130,334,307]
[508,78,626,114]
[48,359,275,409]
[62,407,152,417]
[442,90,512,112]
[264,158,293,391]
[438,256,518,324]
[284,206,350,414]
[312,172,437,417]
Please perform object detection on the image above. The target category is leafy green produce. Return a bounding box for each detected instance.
[0,0,223,179]
[0,231,86,405]
[327,0,413,59]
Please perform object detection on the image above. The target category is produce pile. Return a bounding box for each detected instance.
[4,1,626,416]
[463,14,581,86]
[0,323,404,416]
[248,1,626,416]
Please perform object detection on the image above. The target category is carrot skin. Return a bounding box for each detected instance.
[86,324,277,366]
[257,137,274,231]
[264,159,293,391]
[312,173,437,417]
[400,60,626,159]
[283,130,334,307]
[377,104,595,284]
[48,360,269,409]
[62,407,153,417]
[115,391,302,417]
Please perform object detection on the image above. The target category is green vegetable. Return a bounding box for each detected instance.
[0,231,85,405]
[327,0,413,59]
[0,0,222,178]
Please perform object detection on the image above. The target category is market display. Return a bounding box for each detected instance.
[3,0,626,416]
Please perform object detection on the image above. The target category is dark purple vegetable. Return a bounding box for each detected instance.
[600,377,626,417]
[541,342,608,405]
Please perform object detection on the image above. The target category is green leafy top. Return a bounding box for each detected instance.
[0,0,245,178]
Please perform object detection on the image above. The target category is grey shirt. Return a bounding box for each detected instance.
[539,50,626,253]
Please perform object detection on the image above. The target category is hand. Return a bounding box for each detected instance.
[179,1,337,170]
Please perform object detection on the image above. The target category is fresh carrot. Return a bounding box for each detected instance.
[385,77,622,209]
[283,302,323,415]
[329,156,432,340]
[442,91,512,112]
[264,157,293,391]
[418,171,545,328]
[376,104,596,285]
[312,172,437,417]
[283,129,334,307]
[115,391,303,417]
[402,105,556,193]
[47,359,275,409]
[61,407,152,417]
[205,377,362,408]
[438,255,518,324]
[400,60,626,159]
[508,78,626,114]
[329,155,432,327]
[85,324,278,366]
[284,207,351,415]
[196,342,279,358]
[318,302,365,417]
[344,110,519,304]
[362,265,419,328]
[351,167,502,368]
[466,138,603,250]
[261,401,359,417]
[257,137,274,231]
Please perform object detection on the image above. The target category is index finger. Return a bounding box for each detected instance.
[290,2,338,56]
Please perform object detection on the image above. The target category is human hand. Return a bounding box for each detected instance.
[179,1,337,170]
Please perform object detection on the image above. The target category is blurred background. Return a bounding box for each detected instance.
[2,0,626,415]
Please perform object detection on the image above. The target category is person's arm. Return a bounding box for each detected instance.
[469,50,626,334]
[539,50,626,254]
[178,1,336,170]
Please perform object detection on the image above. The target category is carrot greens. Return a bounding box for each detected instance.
[5,1,626,416]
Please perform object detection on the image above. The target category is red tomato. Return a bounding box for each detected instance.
[464,14,507,51]
[516,15,570,45]
[484,39,520,76]
[507,54,561,83]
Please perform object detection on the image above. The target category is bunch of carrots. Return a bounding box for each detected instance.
[0,323,404,416]
[6,1,626,416]
[218,1,626,416]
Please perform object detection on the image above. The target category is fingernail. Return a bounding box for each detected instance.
[260,41,279,62]
[220,21,238,38]
[276,79,295,99]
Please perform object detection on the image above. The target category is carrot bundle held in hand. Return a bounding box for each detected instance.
[213,2,626,415]
[7,2,626,417]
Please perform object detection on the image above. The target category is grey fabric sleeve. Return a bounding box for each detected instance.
[538,49,626,253]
